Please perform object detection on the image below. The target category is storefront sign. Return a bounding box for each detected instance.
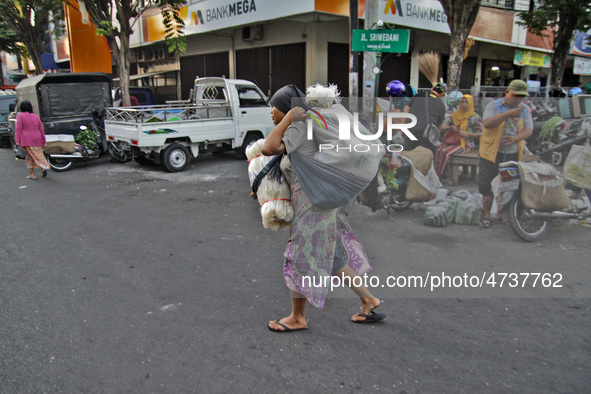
[380,0,450,34]
[513,50,551,68]
[352,29,410,53]
[574,57,591,75]
[147,0,315,41]
[571,31,591,58]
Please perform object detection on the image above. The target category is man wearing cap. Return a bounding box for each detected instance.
[478,79,533,228]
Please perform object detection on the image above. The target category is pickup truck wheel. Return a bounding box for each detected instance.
[162,143,190,172]
[237,134,261,159]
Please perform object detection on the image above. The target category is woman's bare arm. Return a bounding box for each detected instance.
[262,108,306,156]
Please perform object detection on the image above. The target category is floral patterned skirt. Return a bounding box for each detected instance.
[283,177,371,309]
[23,146,50,170]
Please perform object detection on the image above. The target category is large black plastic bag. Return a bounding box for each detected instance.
[290,151,370,210]
[309,104,383,181]
[289,104,384,210]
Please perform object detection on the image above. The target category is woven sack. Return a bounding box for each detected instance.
[518,162,570,211]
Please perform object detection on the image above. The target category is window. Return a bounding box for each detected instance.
[481,0,515,10]
[198,86,227,101]
[0,97,16,112]
[482,60,518,87]
[236,86,268,107]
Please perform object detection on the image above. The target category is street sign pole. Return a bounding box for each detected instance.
[362,1,378,128]
[362,2,378,100]
[374,26,384,99]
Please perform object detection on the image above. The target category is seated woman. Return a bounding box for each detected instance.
[434,94,483,176]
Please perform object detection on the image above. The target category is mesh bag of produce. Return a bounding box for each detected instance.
[435,200,456,224]
[453,196,483,225]
[423,205,449,227]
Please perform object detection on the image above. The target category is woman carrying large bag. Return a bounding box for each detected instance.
[262,84,386,333]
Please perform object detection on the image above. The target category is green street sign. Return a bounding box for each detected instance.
[352,29,410,53]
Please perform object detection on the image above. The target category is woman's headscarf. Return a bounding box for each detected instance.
[450,94,476,149]
[269,85,305,115]
[450,94,476,132]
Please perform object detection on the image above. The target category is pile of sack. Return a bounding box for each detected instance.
[423,189,483,227]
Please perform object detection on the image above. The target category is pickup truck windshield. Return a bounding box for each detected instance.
[237,86,267,107]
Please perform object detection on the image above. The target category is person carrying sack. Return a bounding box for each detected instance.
[262,84,385,333]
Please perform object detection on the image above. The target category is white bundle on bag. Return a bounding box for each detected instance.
[247,139,271,183]
[246,139,293,231]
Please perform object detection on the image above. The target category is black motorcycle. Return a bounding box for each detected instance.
[46,124,108,171]
[535,118,587,166]
[354,156,413,218]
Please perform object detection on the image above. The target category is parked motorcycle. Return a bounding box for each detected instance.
[46,125,107,171]
[106,140,130,163]
[524,97,559,155]
[351,110,440,217]
[355,156,414,217]
[496,160,590,241]
[535,118,587,166]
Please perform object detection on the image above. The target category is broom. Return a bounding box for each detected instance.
[414,51,440,87]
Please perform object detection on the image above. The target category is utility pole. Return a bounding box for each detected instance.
[349,0,359,98]
[363,0,378,100]
[362,0,380,127]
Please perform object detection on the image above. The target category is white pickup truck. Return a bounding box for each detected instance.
[105,77,274,172]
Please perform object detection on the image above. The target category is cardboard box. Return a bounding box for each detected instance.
[45,134,75,154]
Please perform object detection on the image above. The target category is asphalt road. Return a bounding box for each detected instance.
[1,148,589,393]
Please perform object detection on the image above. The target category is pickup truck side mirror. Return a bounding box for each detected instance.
[9,103,15,112]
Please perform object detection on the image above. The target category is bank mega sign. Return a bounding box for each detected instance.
[380,0,450,34]
[147,0,314,41]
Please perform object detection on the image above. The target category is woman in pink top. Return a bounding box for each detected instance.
[15,100,50,179]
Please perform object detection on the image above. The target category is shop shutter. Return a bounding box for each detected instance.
[327,42,349,96]
[236,47,270,96]
[270,43,306,94]
[236,43,306,98]
[379,53,411,96]
[180,52,229,100]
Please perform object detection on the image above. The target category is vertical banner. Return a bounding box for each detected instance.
[65,0,112,73]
